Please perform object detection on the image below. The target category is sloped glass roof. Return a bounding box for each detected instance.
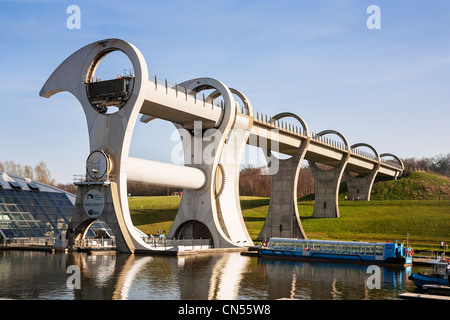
[0,172,111,239]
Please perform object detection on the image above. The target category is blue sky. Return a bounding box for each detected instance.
[1,0,449,183]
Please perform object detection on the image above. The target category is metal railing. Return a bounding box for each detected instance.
[253,111,308,139]
[252,110,404,170]
[380,159,403,169]
[149,74,251,115]
[0,237,56,247]
[141,236,212,250]
[252,110,352,152]
[79,238,116,248]
[150,75,220,108]
[73,174,117,184]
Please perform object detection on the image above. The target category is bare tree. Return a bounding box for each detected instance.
[56,183,77,195]
[23,165,34,180]
[34,161,55,186]
[2,161,23,176]
[402,153,450,177]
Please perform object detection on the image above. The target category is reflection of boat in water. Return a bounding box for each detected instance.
[408,259,450,288]
[258,254,411,300]
[259,238,413,266]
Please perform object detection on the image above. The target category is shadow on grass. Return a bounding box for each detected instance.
[130,209,177,226]
[297,216,317,221]
[243,216,267,222]
[240,198,270,208]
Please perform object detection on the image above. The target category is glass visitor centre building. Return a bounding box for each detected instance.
[0,172,107,242]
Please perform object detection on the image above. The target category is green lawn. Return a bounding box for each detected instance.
[128,195,181,210]
[296,201,450,251]
[129,196,450,251]
[129,196,179,235]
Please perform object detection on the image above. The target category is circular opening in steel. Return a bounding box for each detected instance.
[85,50,135,114]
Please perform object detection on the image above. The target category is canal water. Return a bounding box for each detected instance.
[0,250,420,300]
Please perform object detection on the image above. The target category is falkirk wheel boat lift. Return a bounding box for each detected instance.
[40,39,404,254]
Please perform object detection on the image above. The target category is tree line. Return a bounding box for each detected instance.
[0,161,54,185]
[0,160,76,194]
[402,153,450,177]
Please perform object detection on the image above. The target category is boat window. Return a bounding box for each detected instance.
[366,246,375,255]
[324,243,334,252]
[283,241,294,250]
[375,245,384,255]
[269,241,276,249]
[273,241,283,249]
[296,242,303,250]
[434,264,447,276]
[351,245,360,254]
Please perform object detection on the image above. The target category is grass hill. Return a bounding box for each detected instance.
[371,171,450,200]
[298,171,450,201]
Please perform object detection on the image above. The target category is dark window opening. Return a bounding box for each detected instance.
[9,182,22,190]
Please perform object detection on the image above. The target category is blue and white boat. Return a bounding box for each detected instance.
[258,238,413,266]
[408,259,450,287]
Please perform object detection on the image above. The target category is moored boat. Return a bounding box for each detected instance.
[258,238,413,266]
[408,259,450,288]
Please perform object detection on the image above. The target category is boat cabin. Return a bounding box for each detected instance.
[261,238,413,265]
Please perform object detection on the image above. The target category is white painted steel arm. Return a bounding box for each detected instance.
[127,157,206,190]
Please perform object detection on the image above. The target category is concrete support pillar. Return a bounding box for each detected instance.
[257,113,310,241]
[309,162,345,218]
[308,130,350,218]
[344,170,378,201]
[344,143,381,201]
